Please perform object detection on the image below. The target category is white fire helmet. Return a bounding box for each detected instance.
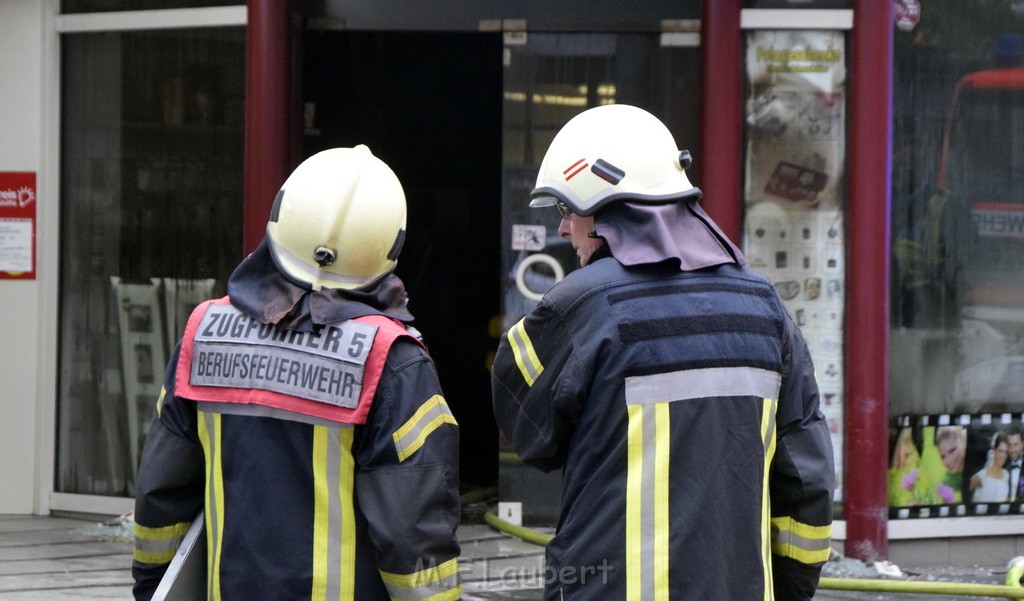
[530,104,701,216]
[266,145,407,291]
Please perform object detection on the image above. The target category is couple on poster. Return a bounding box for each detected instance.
[969,427,1024,503]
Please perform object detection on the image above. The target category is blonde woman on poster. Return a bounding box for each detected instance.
[888,427,923,506]
[969,430,1011,503]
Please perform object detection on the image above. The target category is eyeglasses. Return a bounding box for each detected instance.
[554,200,573,220]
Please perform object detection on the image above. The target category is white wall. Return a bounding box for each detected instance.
[0,0,48,514]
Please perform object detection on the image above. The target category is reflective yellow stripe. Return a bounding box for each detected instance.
[197,411,224,601]
[156,386,167,417]
[380,558,462,600]
[133,521,191,564]
[625,404,643,601]
[760,398,778,601]
[627,401,671,601]
[313,425,357,600]
[393,395,458,462]
[312,427,330,600]
[771,516,833,564]
[653,403,669,601]
[339,427,356,601]
[507,319,543,387]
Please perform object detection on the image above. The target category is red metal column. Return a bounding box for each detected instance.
[844,0,893,561]
[698,0,743,241]
[244,0,292,254]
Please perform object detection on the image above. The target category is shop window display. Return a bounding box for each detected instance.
[889,0,1024,517]
[742,29,847,503]
[58,28,243,496]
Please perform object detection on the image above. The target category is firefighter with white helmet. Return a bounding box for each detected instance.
[529,102,702,216]
[491,104,834,600]
[133,146,462,601]
[266,145,408,291]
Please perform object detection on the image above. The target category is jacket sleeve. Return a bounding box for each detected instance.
[132,343,205,601]
[353,339,462,601]
[770,312,836,601]
[490,298,586,472]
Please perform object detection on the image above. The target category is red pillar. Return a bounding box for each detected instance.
[844,0,893,561]
[698,0,743,241]
[244,0,292,254]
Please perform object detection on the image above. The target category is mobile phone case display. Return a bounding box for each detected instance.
[743,30,847,500]
[888,413,1024,518]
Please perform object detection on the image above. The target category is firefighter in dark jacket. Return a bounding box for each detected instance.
[491,104,834,601]
[132,146,462,601]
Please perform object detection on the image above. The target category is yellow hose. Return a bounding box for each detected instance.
[483,510,1024,598]
[483,510,553,547]
[818,576,1024,598]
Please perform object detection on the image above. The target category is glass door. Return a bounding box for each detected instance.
[499,31,701,524]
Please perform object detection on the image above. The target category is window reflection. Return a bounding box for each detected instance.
[892,16,1024,416]
[58,28,243,496]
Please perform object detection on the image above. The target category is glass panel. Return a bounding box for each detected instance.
[742,30,847,505]
[744,1,851,7]
[58,27,244,496]
[500,33,700,523]
[891,9,1024,417]
[889,4,1024,518]
[62,0,239,13]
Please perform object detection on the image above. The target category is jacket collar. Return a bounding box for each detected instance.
[226,237,415,331]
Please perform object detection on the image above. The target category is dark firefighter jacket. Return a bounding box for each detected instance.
[132,245,461,601]
[492,255,834,601]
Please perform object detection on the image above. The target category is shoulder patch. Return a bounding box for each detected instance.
[188,302,377,409]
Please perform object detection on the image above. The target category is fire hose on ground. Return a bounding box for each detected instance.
[462,488,1024,599]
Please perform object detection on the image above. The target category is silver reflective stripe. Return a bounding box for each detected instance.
[625,366,781,405]
[507,319,543,386]
[771,528,833,554]
[134,536,183,557]
[626,403,670,601]
[639,404,657,601]
[382,572,461,600]
[393,396,457,462]
[196,401,345,427]
[763,398,777,454]
[312,424,356,600]
[325,427,344,601]
[762,398,778,597]
[198,411,222,601]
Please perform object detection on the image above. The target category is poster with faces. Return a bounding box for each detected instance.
[743,29,847,501]
[887,413,1024,518]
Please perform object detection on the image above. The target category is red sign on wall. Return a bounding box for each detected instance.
[0,172,36,280]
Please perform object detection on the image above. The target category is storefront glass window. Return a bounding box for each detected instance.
[891,4,1024,417]
[58,27,244,496]
[501,33,700,523]
[889,1,1024,517]
[61,0,238,13]
[743,1,851,7]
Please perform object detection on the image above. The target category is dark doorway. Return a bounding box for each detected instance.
[303,30,502,486]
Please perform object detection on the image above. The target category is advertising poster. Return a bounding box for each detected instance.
[0,171,36,280]
[743,31,846,500]
[888,413,1024,518]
